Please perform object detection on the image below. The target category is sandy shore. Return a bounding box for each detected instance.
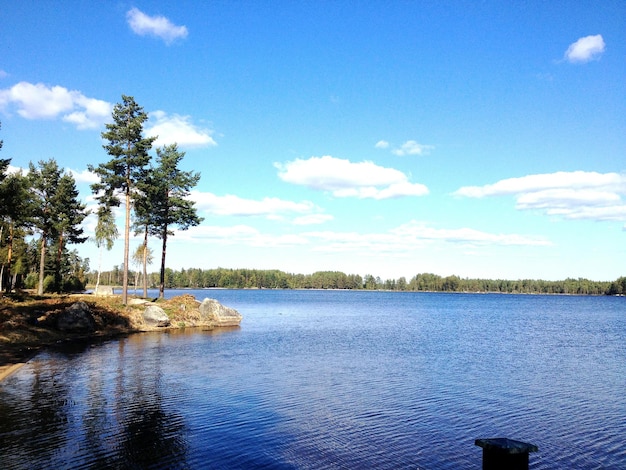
[0,361,29,381]
[0,345,38,381]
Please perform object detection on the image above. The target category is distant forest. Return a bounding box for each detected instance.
[85,267,626,296]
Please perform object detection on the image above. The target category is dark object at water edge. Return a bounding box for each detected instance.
[475,438,538,470]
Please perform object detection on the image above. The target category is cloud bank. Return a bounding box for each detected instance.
[276,155,429,199]
[178,219,550,252]
[454,171,626,222]
[127,8,188,44]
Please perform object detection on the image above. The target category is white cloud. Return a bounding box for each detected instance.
[146,111,217,148]
[564,34,605,63]
[303,220,550,254]
[392,140,434,156]
[6,164,99,187]
[0,82,73,119]
[69,168,100,184]
[275,155,429,200]
[375,140,390,149]
[127,8,188,44]
[0,81,111,129]
[191,191,319,218]
[64,95,113,130]
[389,221,552,247]
[0,70,8,79]
[293,214,334,225]
[454,171,624,197]
[454,171,626,222]
[177,224,309,247]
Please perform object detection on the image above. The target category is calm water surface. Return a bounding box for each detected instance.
[1,290,625,469]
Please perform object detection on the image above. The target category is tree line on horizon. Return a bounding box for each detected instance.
[85,266,626,296]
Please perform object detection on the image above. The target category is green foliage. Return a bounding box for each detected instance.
[150,143,203,235]
[24,272,38,290]
[27,159,88,294]
[55,173,88,245]
[608,277,626,295]
[62,275,86,293]
[95,206,118,251]
[0,149,88,293]
[88,95,155,208]
[42,274,56,293]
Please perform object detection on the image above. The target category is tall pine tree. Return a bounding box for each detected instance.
[89,95,155,304]
[142,144,202,298]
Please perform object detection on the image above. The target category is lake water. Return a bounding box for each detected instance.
[1,290,625,469]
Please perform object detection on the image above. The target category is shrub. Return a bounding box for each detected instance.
[42,275,56,293]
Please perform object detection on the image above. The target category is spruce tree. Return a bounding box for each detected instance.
[28,159,62,294]
[52,173,88,290]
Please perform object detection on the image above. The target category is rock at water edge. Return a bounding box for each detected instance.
[93,286,113,296]
[199,298,242,326]
[57,301,97,332]
[143,305,171,327]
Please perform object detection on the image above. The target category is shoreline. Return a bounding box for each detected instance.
[0,357,33,381]
[0,292,230,382]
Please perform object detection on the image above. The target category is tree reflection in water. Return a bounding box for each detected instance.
[0,336,189,469]
[0,357,71,469]
[113,335,188,468]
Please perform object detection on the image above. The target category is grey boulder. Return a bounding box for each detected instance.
[93,285,113,296]
[57,301,96,332]
[199,298,242,326]
[143,305,171,327]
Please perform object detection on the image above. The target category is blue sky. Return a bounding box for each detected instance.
[1,1,624,281]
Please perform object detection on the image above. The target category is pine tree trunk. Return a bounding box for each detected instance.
[122,187,131,304]
[56,232,64,291]
[95,244,102,293]
[142,229,148,298]
[5,225,13,293]
[159,229,168,299]
[38,234,46,295]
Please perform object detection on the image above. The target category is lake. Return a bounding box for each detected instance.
[1,290,625,469]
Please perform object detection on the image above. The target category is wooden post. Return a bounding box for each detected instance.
[475,438,538,470]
